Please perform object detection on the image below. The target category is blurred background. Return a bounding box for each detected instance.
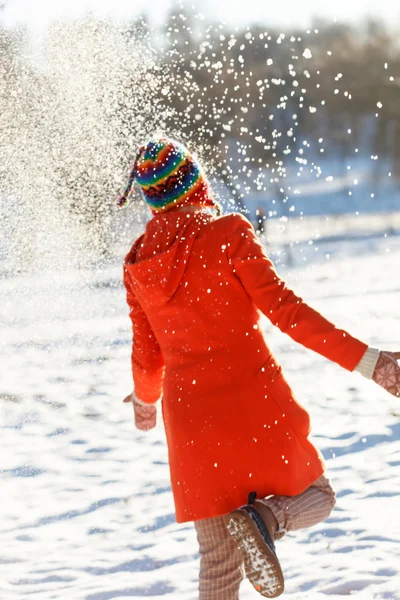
[1,0,399,270]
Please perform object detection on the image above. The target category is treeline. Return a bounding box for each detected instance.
[1,11,399,254]
[158,11,400,196]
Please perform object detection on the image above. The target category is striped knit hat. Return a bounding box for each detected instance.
[117,137,219,215]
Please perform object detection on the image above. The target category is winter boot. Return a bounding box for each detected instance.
[224,498,284,598]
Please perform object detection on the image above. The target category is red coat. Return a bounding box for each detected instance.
[123,211,367,523]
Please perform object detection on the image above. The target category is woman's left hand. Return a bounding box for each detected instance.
[123,393,157,431]
[372,351,400,397]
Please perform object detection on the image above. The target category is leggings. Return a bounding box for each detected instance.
[194,475,336,600]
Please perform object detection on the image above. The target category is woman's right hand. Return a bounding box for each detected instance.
[372,351,400,397]
[123,393,157,431]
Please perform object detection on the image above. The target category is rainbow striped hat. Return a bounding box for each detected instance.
[117,137,218,215]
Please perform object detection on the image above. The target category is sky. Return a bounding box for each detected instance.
[3,0,400,30]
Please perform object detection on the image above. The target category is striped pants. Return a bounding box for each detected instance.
[194,475,336,600]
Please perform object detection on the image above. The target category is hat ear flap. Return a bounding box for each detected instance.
[116,146,145,208]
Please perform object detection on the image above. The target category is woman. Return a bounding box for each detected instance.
[119,137,400,599]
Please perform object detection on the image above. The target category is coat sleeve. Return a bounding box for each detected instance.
[123,264,165,404]
[225,213,367,371]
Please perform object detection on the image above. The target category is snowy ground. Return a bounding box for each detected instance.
[1,214,400,600]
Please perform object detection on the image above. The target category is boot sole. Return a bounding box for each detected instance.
[225,509,284,598]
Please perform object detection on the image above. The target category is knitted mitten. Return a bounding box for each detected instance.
[133,399,157,431]
[123,394,157,431]
[372,351,400,397]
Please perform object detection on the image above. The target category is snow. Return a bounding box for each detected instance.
[244,156,400,221]
[1,213,400,599]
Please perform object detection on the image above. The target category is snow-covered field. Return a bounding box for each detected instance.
[1,214,400,600]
